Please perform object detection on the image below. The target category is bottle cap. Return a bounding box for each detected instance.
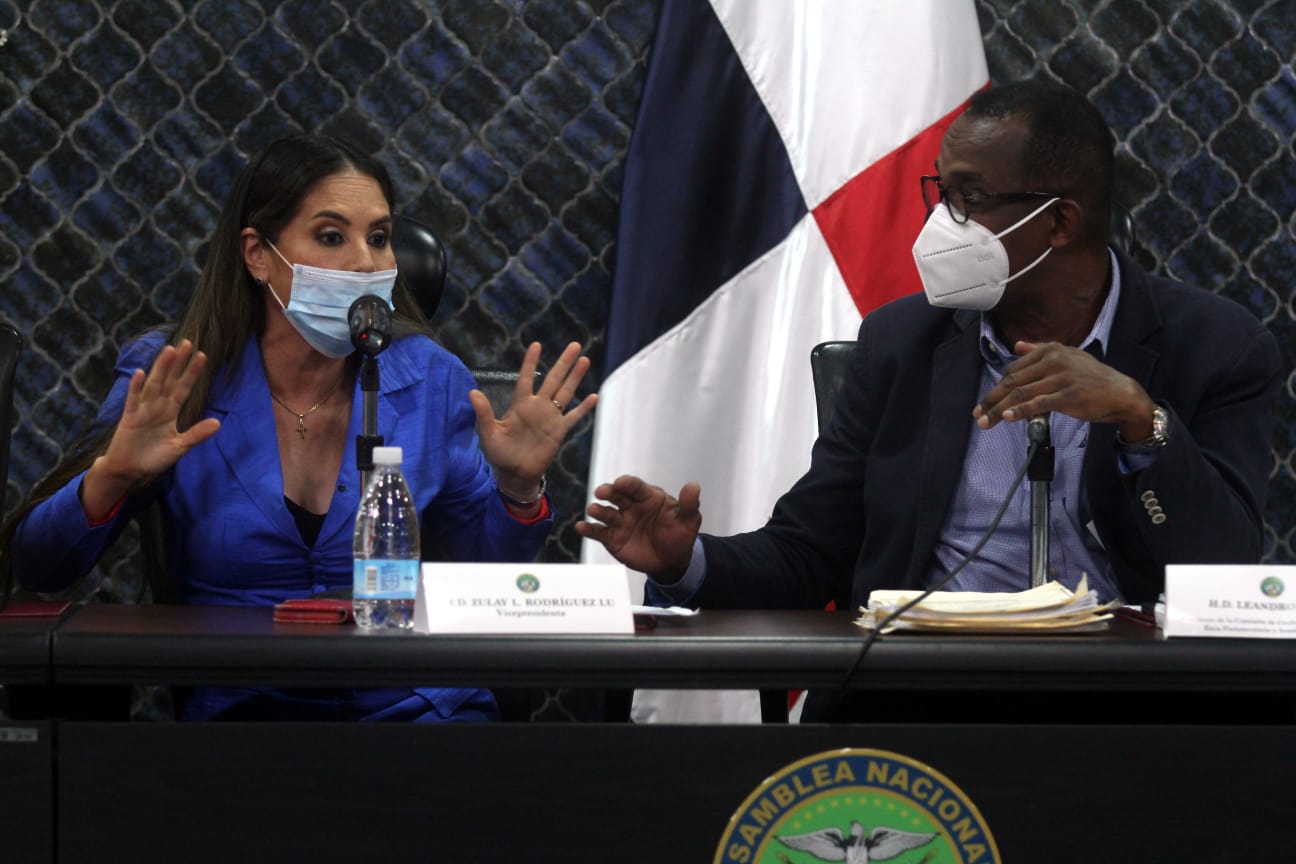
[371,446,403,465]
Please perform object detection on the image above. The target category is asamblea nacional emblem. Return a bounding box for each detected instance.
[715,748,999,864]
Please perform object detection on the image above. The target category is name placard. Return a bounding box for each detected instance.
[414,562,633,634]
[1163,564,1296,639]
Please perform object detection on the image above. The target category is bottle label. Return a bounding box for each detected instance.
[353,558,420,600]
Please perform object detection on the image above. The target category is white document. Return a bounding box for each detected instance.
[1164,564,1296,639]
[630,605,699,617]
[859,577,1114,634]
[414,562,634,634]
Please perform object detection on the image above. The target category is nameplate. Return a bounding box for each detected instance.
[1163,564,1296,639]
[414,562,633,634]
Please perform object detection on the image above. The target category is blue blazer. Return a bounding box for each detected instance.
[696,248,1283,609]
[12,333,551,721]
[14,333,550,599]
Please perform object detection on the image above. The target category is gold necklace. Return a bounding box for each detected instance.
[269,378,343,439]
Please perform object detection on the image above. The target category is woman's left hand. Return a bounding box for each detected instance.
[470,341,598,502]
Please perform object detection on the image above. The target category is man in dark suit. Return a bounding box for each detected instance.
[578,80,1281,626]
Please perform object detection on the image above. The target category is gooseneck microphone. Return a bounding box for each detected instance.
[348,294,393,357]
[836,426,1051,702]
[350,294,392,487]
[1027,414,1054,588]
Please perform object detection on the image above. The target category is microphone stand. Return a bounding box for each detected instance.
[350,295,393,495]
[356,355,382,495]
[1027,415,1054,588]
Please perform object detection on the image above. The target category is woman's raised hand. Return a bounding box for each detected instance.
[470,341,598,504]
[82,340,221,520]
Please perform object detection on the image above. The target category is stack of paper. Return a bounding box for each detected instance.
[856,577,1115,635]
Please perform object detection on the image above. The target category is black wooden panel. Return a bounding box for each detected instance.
[0,722,53,864]
[58,722,1291,863]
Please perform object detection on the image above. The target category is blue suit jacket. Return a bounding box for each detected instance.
[696,249,1283,609]
[14,333,550,600]
[12,333,551,721]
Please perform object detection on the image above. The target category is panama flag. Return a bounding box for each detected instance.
[585,1,988,722]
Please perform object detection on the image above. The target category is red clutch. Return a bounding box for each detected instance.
[272,598,354,625]
[0,599,73,618]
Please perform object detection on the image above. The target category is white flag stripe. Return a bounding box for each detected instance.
[588,1,988,723]
[710,0,988,208]
[587,213,859,569]
[587,214,860,724]
[631,687,763,725]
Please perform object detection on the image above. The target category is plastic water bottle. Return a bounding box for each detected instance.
[353,446,420,629]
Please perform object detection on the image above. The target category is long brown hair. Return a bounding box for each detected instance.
[1,135,431,594]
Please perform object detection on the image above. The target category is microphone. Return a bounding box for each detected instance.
[1027,414,1053,588]
[1027,414,1050,446]
[838,414,1045,696]
[352,295,391,478]
[348,294,392,356]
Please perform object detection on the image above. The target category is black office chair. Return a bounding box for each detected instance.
[1,324,21,600]
[0,324,130,717]
[0,324,19,509]
[462,367,592,722]
[1110,204,1136,255]
[458,368,628,722]
[752,339,863,722]
[810,340,856,433]
[470,369,533,417]
[393,215,446,320]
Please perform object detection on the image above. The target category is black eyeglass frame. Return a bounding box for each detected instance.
[920,171,1058,225]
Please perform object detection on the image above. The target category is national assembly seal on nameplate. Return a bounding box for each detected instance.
[715,748,999,864]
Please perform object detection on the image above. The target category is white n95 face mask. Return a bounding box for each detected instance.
[264,242,397,358]
[911,197,1058,311]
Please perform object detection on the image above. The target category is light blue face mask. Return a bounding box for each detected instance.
[263,241,397,358]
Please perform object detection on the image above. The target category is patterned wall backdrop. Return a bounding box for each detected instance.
[2,0,1294,605]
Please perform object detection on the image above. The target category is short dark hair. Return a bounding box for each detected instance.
[966,80,1115,243]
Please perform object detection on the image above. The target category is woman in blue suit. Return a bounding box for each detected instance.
[6,134,597,721]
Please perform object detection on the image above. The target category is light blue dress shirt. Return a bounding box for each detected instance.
[935,250,1123,600]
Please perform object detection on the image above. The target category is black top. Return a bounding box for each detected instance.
[284,496,326,548]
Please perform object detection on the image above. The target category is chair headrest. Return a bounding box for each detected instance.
[0,323,21,496]
[1109,205,1136,255]
[393,216,446,320]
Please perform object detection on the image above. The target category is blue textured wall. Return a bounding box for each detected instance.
[2,1,1294,605]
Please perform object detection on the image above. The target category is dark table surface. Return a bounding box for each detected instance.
[0,611,62,685]
[21,605,1296,864]
[47,602,1296,692]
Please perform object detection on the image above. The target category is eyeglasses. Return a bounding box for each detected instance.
[920,168,1057,225]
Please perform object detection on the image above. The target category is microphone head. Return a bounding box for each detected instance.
[1027,413,1050,444]
[349,294,392,356]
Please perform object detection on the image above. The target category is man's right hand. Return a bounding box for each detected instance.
[575,475,701,582]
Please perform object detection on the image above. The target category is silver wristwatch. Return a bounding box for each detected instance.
[1120,405,1169,450]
